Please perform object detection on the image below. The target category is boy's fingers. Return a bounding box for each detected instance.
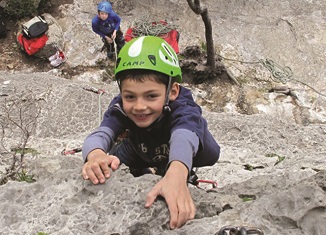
[90,161,107,183]
[99,161,111,179]
[190,199,196,219]
[84,163,100,184]
[81,166,88,179]
[167,200,178,229]
[145,187,159,208]
[110,156,120,171]
[101,156,120,177]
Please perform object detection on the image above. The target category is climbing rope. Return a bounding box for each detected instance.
[126,16,179,38]
[258,59,293,83]
[83,85,107,125]
[217,54,326,97]
[114,40,118,63]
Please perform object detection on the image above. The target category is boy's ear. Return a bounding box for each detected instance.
[169,83,180,101]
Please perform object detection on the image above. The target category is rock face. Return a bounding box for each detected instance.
[0,0,326,234]
[0,73,325,234]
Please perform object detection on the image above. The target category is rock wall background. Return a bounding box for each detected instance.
[0,0,325,234]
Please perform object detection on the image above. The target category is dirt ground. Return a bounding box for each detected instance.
[0,0,72,73]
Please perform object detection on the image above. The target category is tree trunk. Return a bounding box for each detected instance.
[186,0,215,68]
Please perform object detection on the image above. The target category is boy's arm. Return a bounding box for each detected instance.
[168,129,199,173]
[81,126,119,184]
[82,126,116,162]
[145,161,195,229]
[145,130,198,229]
[91,17,107,38]
[112,13,121,31]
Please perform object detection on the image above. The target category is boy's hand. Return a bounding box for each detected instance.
[105,35,113,43]
[145,161,196,229]
[111,30,117,40]
[82,149,120,184]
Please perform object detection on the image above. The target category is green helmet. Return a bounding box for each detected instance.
[115,36,182,83]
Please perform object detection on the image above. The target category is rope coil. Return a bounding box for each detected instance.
[127,16,179,38]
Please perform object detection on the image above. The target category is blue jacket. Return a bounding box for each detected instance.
[91,11,121,38]
[82,86,220,172]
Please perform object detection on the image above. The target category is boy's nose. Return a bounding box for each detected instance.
[134,99,147,110]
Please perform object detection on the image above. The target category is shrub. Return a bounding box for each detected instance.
[4,0,40,19]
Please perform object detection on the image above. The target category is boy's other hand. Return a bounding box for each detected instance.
[145,161,196,229]
[105,35,113,43]
[111,30,117,40]
[82,149,120,184]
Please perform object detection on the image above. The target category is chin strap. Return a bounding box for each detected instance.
[163,76,172,113]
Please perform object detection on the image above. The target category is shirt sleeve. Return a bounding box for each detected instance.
[82,126,116,161]
[91,16,106,38]
[82,95,126,161]
[168,129,199,173]
[111,12,121,31]
[168,86,220,171]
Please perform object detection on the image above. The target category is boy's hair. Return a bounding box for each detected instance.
[116,69,177,88]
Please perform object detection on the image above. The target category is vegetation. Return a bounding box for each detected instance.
[37,232,49,235]
[0,88,49,185]
[265,153,286,166]
[4,0,50,19]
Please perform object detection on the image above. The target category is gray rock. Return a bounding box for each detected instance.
[1,0,326,234]
[1,72,325,234]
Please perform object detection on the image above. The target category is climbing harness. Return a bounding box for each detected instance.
[216,225,264,235]
[188,168,218,190]
[61,147,82,155]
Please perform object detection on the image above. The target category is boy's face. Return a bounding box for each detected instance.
[120,77,179,128]
[98,11,109,20]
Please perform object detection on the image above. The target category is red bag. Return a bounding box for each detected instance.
[124,20,180,54]
[17,33,48,55]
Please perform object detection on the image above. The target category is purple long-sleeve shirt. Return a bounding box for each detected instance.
[91,11,121,38]
[82,86,220,172]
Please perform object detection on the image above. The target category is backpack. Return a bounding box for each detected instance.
[22,16,49,38]
[17,33,49,55]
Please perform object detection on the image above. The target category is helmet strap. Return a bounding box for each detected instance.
[163,76,172,113]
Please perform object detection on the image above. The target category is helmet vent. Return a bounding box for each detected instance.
[163,45,173,57]
[116,57,121,69]
[148,55,156,66]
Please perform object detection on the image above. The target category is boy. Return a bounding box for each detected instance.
[82,36,220,229]
[92,1,125,59]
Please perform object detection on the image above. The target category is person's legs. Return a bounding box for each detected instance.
[102,37,114,59]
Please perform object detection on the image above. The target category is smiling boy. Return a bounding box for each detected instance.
[82,36,220,229]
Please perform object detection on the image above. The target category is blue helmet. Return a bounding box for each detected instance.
[97,1,112,14]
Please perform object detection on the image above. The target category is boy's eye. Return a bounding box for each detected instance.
[123,95,134,100]
[147,94,159,99]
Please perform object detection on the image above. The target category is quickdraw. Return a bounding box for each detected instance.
[83,86,106,95]
[195,179,218,190]
[188,168,218,190]
[61,148,82,155]
[216,226,264,235]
